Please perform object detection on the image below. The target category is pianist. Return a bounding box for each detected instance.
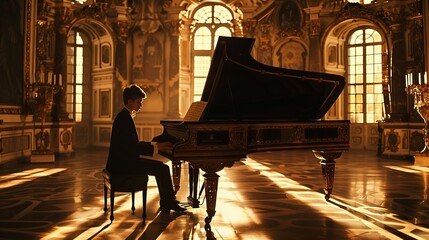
[105,84,186,212]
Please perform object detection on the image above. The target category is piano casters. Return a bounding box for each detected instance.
[203,172,219,230]
[312,150,343,200]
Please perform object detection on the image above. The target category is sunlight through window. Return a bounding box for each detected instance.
[243,158,400,239]
[0,168,67,188]
[192,3,233,102]
[66,31,84,122]
[347,28,384,123]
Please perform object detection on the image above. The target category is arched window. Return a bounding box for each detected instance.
[347,28,384,123]
[66,31,85,122]
[192,4,233,102]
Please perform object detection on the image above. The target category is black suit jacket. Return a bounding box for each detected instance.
[106,108,154,173]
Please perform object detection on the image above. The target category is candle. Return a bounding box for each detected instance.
[406,74,409,86]
[425,72,427,85]
[59,74,62,86]
[48,72,52,84]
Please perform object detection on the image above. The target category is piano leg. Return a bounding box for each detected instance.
[187,164,200,208]
[203,172,219,229]
[172,160,181,193]
[312,150,343,200]
[190,159,235,230]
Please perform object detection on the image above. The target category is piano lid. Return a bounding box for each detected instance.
[200,36,346,121]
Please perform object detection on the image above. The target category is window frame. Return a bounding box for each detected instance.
[346,27,385,123]
[191,3,234,102]
[66,30,85,122]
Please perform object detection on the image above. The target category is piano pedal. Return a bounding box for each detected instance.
[178,201,192,207]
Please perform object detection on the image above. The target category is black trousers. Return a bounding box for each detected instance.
[132,158,176,207]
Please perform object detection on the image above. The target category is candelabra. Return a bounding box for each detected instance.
[406,82,429,165]
[29,74,62,162]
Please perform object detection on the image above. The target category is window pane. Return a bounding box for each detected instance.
[356,74,363,84]
[193,77,206,102]
[356,103,363,112]
[374,45,382,53]
[374,54,382,64]
[76,85,83,94]
[67,85,74,94]
[349,30,363,44]
[193,6,212,23]
[366,54,373,64]
[215,27,232,38]
[365,29,375,43]
[213,5,233,23]
[366,45,373,54]
[194,56,211,77]
[76,94,82,104]
[194,27,211,50]
[356,95,363,103]
[75,113,82,122]
[355,54,363,64]
[366,74,374,83]
[349,48,356,57]
[367,65,373,74]
[76,103,82,112]
[75,75,83,84]
[356,85,364,93]
[66,103,73,113]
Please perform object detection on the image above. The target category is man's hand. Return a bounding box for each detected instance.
[156,141,173,152]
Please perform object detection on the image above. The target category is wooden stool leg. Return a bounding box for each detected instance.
[110,190,115,222]
[131,192,135,214]
[142,188,147,219]
[103,184,108,213]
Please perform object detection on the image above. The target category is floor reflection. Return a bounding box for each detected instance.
[1,148,429,239]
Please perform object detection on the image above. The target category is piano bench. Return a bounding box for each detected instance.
[102,169,148,222]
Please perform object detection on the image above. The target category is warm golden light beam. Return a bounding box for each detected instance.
[332,196,428,240]
[40,185,160,240]
[0,168,67,188]
[243,158,404,240]
[385,166,421,174]
[0,168,49,181]
[216,171,263,225]
[408,165,429,172]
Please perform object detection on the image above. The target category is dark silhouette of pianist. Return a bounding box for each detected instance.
[106,84,185,212]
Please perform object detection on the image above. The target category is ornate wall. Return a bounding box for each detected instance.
[0,0,427,164]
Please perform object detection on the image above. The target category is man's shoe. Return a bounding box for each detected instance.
[167,203,186,212]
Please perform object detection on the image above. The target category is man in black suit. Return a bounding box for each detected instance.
[106,84,185,212]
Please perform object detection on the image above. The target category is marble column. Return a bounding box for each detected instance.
[389,23,408,121]
[53,7,72,121]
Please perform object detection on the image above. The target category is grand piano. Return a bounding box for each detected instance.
[153,36,349,227]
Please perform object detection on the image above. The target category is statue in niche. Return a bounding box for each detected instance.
[142,35,162,82]
[258,44,273,66]
[278,41,306,70]
[278,0,302,32]
[328,45,337,64]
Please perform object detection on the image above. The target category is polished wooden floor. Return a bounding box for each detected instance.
[1,148,429,239]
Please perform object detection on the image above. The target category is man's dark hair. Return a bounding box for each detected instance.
[123,84,147,104]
